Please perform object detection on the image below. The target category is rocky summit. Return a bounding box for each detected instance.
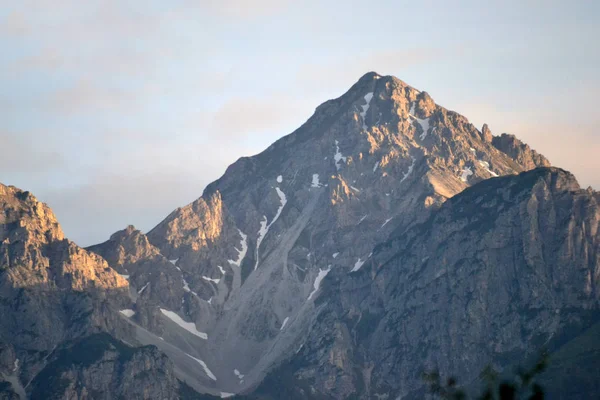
[1,72,597,399]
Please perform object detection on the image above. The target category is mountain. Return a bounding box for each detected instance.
[0,183,129,353]
[88,72,572,396]
[0,185,210,399]
[249,167,599,399]
[1,72,597,399]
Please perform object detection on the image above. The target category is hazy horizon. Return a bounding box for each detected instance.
[1,0,599,246]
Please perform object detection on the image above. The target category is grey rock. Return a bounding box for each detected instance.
[28,333,180,400]
[255,167,599,399]
[492,133,550,170]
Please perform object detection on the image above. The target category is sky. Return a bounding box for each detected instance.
[1,0,599,246]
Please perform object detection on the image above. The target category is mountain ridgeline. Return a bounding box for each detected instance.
[1,72,597,399]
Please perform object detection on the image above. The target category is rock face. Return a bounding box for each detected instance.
[0,184,127,294]
[2,72,598,399]
[0,185,216,399]
[254,167,599,399]
[87,225,186,320]
[0,184,132,352]
[28,333,180,400]
[492,133,550,170]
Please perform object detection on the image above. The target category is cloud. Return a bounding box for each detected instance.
[180,0,294,19]
[43,79,137,114]
[1,0,294,45]
[0,10,30,36]
[208,95,314,140]
[0,132,64,176]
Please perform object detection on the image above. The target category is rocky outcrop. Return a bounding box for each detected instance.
[87,225,190,328]
[0,184,128,293]
[87,225,161,275]
[0,184,135,398]
[480,123,493,143]
[255,167,599,399]
[28,333,180,400]
[492,133,550,170]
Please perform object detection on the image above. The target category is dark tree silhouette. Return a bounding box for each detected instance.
[424,353,548,400]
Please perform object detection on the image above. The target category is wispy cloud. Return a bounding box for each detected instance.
[207,95,314,140]
[0,132,64,175]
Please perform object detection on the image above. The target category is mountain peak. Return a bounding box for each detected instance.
[108,224,139,240]
[357,71,382,82]
[0,181,127,292]
[0,182,64,243]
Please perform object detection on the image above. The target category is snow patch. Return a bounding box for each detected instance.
[276,175,282,183]
[228,229,248,267]
[359,92,374,130]
[280,316,290,330]
[334,140,347,170]
[160,309,208,339]
[460,166,473,182]
[400,156,416,183]
[202,276,220,284]
[373,161,380,172]
[234,369,244,379]
[169,259,178,265]
[274,188,287,223]
[137,282,150,294]
[350,185,360,192]
[351,258,365,272]
[332,252,339,259]
[185,354,217,381]
[418,119,430,140]
[220,393,235,399]
[119,309,135,318]
[182,278,198,296]
[381,217,393,228]
[358,214,368,224]
[119,274,129,280]
[478,160,498,177]
[255,217,268,267]
[254,188,287,270]
[311,173,321,188]
[218,265,226,275]
[308,266,332,300]
[409,103,431,140]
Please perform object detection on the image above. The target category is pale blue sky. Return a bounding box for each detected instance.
[1,0,598,246]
